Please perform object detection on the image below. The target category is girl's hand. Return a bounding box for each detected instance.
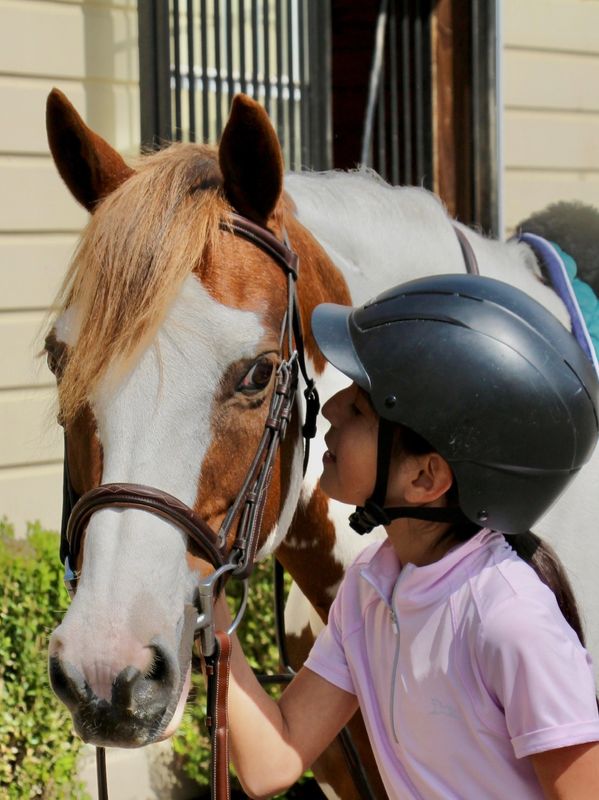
[531,741,599,799]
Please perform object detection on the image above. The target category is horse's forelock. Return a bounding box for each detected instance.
[53,144,229,422]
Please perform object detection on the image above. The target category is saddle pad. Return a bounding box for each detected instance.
[519,232,599,376]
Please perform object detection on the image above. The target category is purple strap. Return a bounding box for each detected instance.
[519,232,599,375]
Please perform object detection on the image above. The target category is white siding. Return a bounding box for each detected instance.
[0,0,138,534]
[503,0,599,231]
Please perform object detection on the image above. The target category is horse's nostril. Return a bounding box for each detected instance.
[49,655,87,710]
[145,645,170,684]
[111,643,177,717]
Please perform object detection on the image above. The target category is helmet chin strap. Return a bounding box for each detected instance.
[348,419,466,535]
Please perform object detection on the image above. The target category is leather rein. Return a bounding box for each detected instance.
[60,212,319,800]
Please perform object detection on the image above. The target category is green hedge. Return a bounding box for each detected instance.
[1,522,317,798]
[0,520,85,799]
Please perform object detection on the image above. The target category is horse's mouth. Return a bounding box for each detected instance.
[158,665,192,740]
[73,705,168,748]
[50,656,192,747]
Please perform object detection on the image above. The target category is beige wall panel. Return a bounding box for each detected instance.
[504,50,599,112]
[0,463,62,533]
[0,1,138,83]
[504,0,599,54]
[0,388,62,467]
[504,110,599,170]
[54,0,136,7]
[0,157,86,232]
[0,234,75,310]
[0,312,53,388]
[0,77,140,155]
[504,171,599,230]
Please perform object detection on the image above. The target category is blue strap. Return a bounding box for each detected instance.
[519,232,599,376]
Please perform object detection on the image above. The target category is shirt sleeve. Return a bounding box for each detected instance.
[304,581,356,695]
[477,591,599,759]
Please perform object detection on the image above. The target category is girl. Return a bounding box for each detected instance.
[215,274,599,799]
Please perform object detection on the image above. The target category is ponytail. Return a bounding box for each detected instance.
[508,532,586,647]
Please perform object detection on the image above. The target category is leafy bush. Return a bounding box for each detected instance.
[0,520,85,799]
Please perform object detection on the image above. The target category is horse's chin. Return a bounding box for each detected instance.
[158,664,192,741]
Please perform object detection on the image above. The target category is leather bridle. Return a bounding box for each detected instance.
[59,212,320,800]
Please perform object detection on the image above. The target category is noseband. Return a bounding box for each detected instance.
[59,212,319,800]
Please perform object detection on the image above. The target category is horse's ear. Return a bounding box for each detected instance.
[46,88,134,212]
[219,94,283,225]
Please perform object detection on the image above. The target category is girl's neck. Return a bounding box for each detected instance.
[385,518,458,568]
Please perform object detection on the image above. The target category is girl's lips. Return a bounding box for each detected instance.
[323,449,336,464]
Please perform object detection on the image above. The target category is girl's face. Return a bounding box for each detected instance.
[320,383,382,506]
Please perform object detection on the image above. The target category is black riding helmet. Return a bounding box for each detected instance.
[312,274,599,534]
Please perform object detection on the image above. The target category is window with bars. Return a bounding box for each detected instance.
[139,0,331,170]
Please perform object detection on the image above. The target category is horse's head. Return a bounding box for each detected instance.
[44,90,341,747]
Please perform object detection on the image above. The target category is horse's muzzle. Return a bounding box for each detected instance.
[49,643,178,746]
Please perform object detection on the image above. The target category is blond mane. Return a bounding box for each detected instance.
[54,144,229,421]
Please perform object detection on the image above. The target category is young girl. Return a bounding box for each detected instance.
[215,274,599,799]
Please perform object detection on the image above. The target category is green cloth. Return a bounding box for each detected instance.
[552,241,599,360]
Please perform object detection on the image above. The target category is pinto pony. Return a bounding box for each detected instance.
[45,91,599,798]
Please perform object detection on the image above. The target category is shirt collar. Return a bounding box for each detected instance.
[360,529,508,608]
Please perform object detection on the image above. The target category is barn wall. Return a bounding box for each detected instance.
[502,0,599,231]
[0,0,139,533]
[4,0,599,531]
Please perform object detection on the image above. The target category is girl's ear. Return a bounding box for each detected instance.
[404,453,454,504]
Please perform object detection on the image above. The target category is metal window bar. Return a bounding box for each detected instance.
[362,0,433,189]
[141,0,329,171]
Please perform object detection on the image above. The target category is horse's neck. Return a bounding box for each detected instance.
[277,170,574,617]
[285,171,464,302]
[285,171,570,327]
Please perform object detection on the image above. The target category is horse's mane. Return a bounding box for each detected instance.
[54,144,228,421]
[285,168,449,270]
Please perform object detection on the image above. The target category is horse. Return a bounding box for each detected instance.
[44,89,599,799]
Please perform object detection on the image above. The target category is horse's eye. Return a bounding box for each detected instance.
[45,334,66,378]
[238,358,275,394]
[46,350,59,375]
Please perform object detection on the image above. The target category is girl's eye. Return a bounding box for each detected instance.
[238,358,274,394]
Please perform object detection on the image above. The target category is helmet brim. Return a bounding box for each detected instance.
[311,303,371,391]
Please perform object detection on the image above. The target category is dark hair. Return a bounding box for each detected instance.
[508,532,587,647]
[394,423,588,648]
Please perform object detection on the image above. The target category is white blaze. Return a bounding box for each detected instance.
[54,276,265,675]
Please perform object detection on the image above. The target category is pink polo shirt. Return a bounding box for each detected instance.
[305,529,599,799]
